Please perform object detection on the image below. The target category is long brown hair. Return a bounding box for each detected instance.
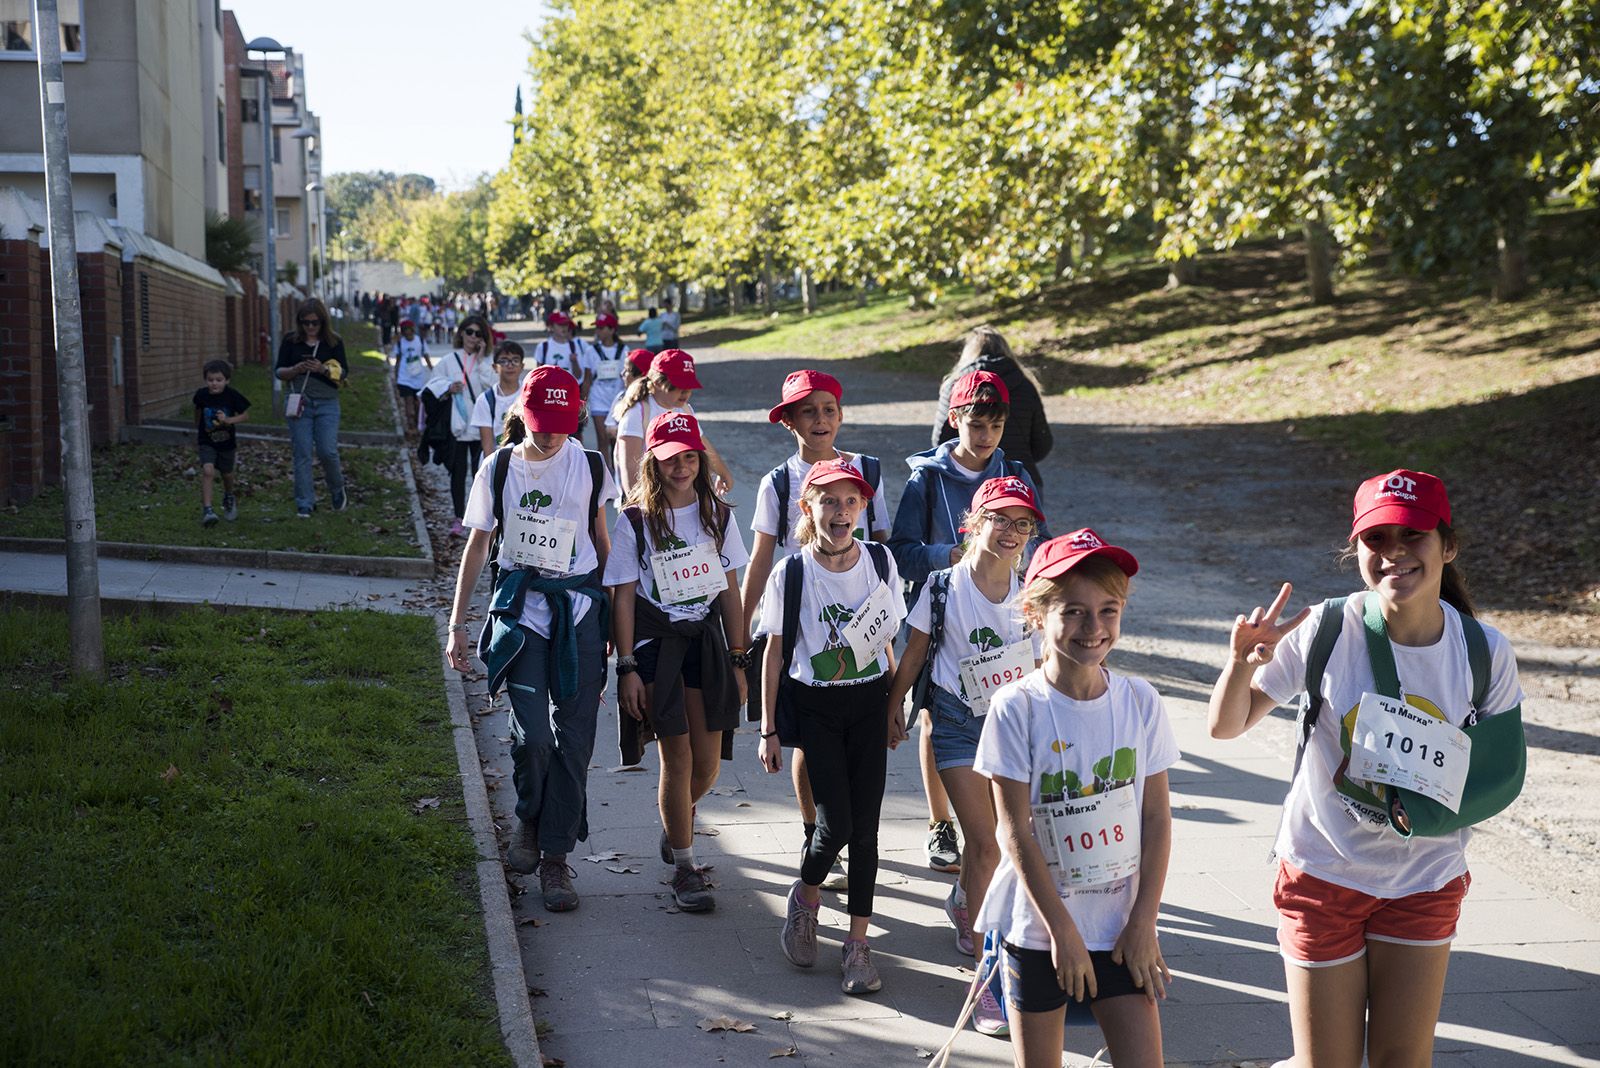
[290,297,342,346]
[630,449,728,551]
[455,313,492,351]
[618,371,673,419]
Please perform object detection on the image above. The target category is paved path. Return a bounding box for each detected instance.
[475,325,1600,1067]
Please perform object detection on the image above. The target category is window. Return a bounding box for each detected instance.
[241,98,260,124]
[275,207,290,237]
[1,0,83,59]
[272,129,280,164]
[216,102,226,163]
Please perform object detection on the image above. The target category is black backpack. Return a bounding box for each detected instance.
[909,567,952,714]
[769,454,882,547]
[487,444,607,588]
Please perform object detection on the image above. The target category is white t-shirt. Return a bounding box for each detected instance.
[425,350,497,441]
[462,440,618,638]
[751,452,891,550]
[974,670,1180,951]
[534,337,592,381]
[757,544,905,686]
[470,378,528,442]
[603,502,750,632]
[906,560,1040,699]
[587,339,629,411]
[661,309,681,339]
[393,335,431,390]
[1253,594,1523,897]
[616,396,695,441]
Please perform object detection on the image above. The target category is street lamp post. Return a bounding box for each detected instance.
[291,126,316,297]
[306,181,327,303]
[245,37,289,408]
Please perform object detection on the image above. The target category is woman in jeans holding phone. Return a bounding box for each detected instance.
[275,298,348,518]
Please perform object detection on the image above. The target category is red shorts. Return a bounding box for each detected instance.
[1273,861,1470,967]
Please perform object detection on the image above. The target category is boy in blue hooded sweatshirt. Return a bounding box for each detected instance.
[889,369,1051,876]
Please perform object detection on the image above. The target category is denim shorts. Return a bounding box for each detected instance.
[928,683,984,770]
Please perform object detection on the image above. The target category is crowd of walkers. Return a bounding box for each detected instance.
[437,319,1526,1068]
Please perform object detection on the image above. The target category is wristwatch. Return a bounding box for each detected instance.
[616,654,638,676]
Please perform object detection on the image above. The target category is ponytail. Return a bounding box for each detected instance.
[502,406,527,445]
[1438,524,1476,617]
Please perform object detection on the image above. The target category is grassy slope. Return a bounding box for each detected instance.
[689,242,1600,614]
[0,441,423,557]
[0,607,509,1067]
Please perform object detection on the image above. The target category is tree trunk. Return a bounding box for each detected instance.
[762,249,775,313]
[1165,256,1198,289]
[729,279,744,313]
[801,268,817,313]
[854,286,868,308]
[1053,235,1074,279]
[1494,218,1529,302]
[1304,213,1335,305]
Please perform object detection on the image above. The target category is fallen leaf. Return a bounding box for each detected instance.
[481,767,506,779]
[605,865,640,874]
[736,801,752,807]
[915,1049,934,1059]
[541,1056,565,1067]
[609,765,648,773]
[583,851,624,863]
[516,916,544,927]
[698,1015,757,1033]
[528,986,548,998]
[411,796,441,814]
[161,764,180,783]
[695,827,721,837]
[769,1047,798,1059]
[769,1010,794,1020]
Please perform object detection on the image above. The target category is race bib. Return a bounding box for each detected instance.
[1349,692,1471,813]
[596,359,622,381]
[650,541,725,605]
[1032,786,1140,890]
[505,510,577,573]
[842,580,896,672]
[958,640,1034,716]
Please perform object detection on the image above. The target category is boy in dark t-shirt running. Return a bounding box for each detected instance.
[193,359,251,526]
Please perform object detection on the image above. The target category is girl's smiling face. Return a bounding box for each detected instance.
[1356,523,1455,606]
[1039,573,1124,672]
[657,450,700,493]
[971,505,1036,564]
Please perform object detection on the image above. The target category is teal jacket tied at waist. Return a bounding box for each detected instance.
[478,567,610,700]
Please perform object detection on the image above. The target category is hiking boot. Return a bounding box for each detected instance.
[926,820,961,873]
[539,856,580,912]
[973,983,1009,1036]
[221,494,237,521]
[840,940,882,995]
[780,880,818,968]
[505,821,539,874]
[945,882,974,957]
[670,865,715,913]
[201,506,219,527]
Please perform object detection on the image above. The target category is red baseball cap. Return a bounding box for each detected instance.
[970,475,1043,521]
[518,365,582,435]
[651,348,702,390]
[800,458,874,499]
[1351,469,1451,536]
[645,410,705,460]
[594,313,619,329]
[768,369,843,423]
[546,311,574,329]
[1025,528,1139,585]
[399,318,415,329]
[627,348,655,377]
[951,369,1010,408]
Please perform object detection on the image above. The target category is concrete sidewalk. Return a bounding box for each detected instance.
[474,329,1600,1067]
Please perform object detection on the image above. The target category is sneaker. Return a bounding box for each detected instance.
[331,489,348,512]
[926,820,961,873]
[820,856,849,892]
[538,856,580,912]
[780,880,818,968]
[221,494,237,521]
[201,506,219,527]
[659,827,672,865]
[973,984,1009,1037]
[840,940,882,995]
[945,882,974,957]
[506,821,539,874]
[670,865,715,913]
[296,506,313,519]
[449,519,465,537]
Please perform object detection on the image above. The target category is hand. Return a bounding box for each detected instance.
[758,733,783,774]
[446,627,474,673]
[1229,582,1312,667]
[1047,914,1096,1002]
[886,705,909,749]
[449,380,464,394]
[712,474,732,498]
[734,668,748,709]
[1112,920,1171,1001]
[617,672,647,722]
[949,546,962,566]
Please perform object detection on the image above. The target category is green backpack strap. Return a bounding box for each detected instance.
[1293,596,1348,786]
[1459,612,1491,723]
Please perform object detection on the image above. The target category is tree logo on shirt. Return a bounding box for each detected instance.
[519,489,553,511]
[1331,693,1448,825]
[969,626,1003,651]
[1039,747,1136,801]
[808,603,879,683]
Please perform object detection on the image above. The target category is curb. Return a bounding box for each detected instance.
[398,445,437,572]
[128,421,402,448]
[433,617,542,1068]
[0,537,433,580]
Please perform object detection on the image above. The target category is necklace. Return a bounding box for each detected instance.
[816,539,857,558]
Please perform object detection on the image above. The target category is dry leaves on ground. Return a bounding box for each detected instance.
[698,1015,757,1033]
[769,1046,798,1058]
[410,796,441,814]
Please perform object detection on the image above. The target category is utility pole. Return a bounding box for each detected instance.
[33,0,103,676]
[258,65,280,410]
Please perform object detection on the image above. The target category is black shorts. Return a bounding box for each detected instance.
[197,444,236,473]
[636,635,705,691]
[396,383,420,398]
[1002,942,1142,1014]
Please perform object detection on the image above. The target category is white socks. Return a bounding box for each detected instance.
[672,846,695,870]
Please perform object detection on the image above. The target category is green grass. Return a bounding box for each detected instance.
[0,441,424,558]
[177,322,398,434]
[0,607,510,1067]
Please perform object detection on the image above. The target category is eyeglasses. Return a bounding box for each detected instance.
[494,357,523,366]
[299,318,321,327]
[462,328,484,338]
[982,513,1038,535]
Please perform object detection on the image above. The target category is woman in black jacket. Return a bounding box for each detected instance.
[275,297,349,518]
[931,326,1054,485]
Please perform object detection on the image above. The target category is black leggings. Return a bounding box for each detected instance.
[447,440,483,518]
[795,674,890,918]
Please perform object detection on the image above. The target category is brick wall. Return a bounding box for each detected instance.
[121,259,228,425]
[0,237,45,502]
[78,248,125,445]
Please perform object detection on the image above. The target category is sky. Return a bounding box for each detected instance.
[224,0,551,189]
